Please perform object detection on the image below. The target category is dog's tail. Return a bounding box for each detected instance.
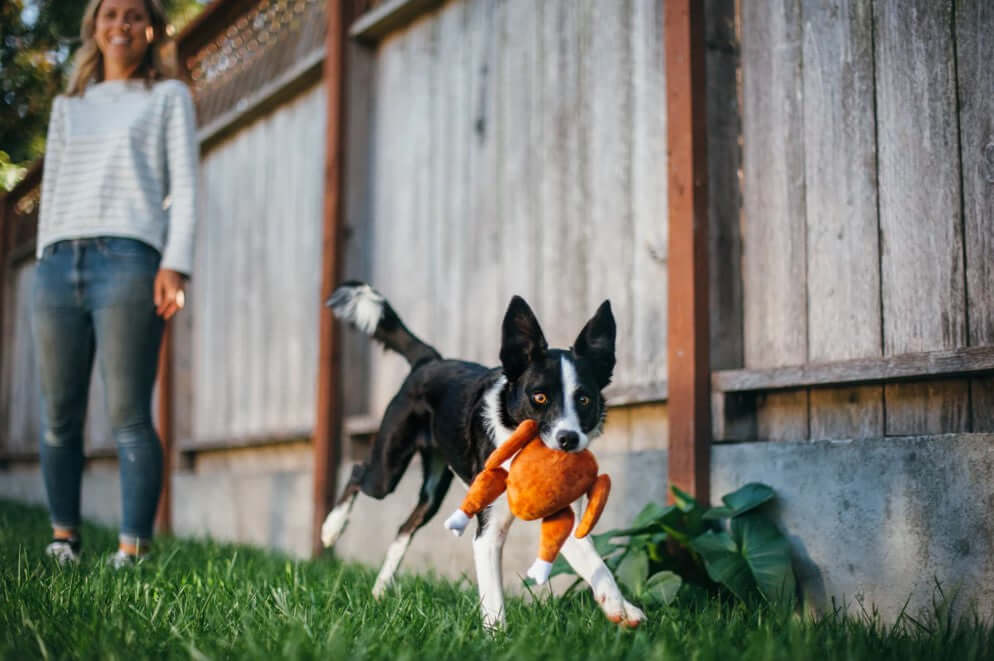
[327,281,442,367]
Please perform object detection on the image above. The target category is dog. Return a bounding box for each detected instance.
[320,281,645,629]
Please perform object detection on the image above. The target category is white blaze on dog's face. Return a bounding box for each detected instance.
[498,296,616,452]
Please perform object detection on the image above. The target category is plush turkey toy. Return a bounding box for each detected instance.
[444,419,610,584]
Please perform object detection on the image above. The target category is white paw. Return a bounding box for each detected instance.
[371,577,390,600]
[526,558,553,585]
[321,507,348,547]
[444,509,469,536]
[621,600,647,627]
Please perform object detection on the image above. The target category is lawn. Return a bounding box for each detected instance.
[1,499,992,661]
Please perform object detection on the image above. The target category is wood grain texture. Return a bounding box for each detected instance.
[810,384,883,441]
[713,345,994,391]
[955,0,994,433]
[885,379,970,436]
[586,0,636,386]
[190,84,326,448]
[802,0,883,438]
[705,0,742,372]
[875,0,967,434]
[741,0,807,369]
[630,0,668,387]
[742,0,807,441]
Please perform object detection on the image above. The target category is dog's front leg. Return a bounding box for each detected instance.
[561,507,646,628]
[472,500,514,630]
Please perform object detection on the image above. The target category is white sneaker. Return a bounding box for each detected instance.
[45,538,81,565]
[107,549,141,569]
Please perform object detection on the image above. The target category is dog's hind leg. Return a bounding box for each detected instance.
[322,389,422,549]
[372,450,453,598]
[321,467,363,548]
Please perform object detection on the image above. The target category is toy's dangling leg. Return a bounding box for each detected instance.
[444,468,508,536]
[527,507,575,585]
[575,474,610,539]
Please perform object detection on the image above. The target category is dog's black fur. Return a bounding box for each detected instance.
[326,281,616,537]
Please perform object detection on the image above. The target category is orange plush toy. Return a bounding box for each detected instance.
[444,419,610,584]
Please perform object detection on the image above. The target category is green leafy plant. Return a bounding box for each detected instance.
[547,482,796,609]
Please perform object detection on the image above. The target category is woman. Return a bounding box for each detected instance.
[35,0,197,567]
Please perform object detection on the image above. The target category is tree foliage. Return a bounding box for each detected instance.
[1,0,205,191]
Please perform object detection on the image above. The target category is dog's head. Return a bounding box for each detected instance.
[499,296,615,452]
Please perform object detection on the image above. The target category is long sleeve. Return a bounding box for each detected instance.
[37,96,65,253]
[159,82,199,276]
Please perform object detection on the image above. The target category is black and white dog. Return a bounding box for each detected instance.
[320,281,645,629]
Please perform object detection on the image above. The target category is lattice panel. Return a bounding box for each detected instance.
[185,0,327,127]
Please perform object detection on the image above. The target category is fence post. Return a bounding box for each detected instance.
[312,0,353,557]
[665,0,711,505]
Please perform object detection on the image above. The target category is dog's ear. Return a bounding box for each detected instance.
[573,300,616,389]
[500,296,548,381]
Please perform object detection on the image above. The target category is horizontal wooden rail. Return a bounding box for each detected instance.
[349,0,444,43]
[178,428,313,454]
[712,346,994,392]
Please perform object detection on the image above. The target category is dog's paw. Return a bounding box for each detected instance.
[526,559,553,585]
[619,600,646,628]
[444,509,469,536]
[596,591,645,628]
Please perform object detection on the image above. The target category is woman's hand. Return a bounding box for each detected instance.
[154,269,187,320]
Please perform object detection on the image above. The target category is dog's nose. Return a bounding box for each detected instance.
[556,430,579,451]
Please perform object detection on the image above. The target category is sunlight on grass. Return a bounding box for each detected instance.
[1,499,992,660]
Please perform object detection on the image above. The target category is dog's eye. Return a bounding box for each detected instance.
[578,394,591,407]
[531,392,548,406]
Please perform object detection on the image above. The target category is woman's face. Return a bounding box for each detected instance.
[94,0,152,75]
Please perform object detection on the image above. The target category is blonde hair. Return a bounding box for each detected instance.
[66,0,174,96]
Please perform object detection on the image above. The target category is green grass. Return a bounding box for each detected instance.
[1,499,992,661]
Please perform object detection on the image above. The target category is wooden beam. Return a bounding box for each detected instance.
[349,0,444,44]
[154,322,173,534]
[312,0,352,558]
[713,346,994,393]
[665,0,710,504]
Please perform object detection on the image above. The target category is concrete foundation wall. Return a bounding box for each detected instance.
[3,432,992,621]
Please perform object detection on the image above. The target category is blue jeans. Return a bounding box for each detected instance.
[32,238,165,543]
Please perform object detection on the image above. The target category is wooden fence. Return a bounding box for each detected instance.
[1,0,992,496]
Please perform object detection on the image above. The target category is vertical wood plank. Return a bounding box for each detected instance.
[666,0,711,502]
[803,0,883,440]
[631,0,668,386]
[955,0,994,432]
[875,0,967,435]
[497,0,540,328]
[742,0,808,441]
[586,0,634,383]
[462,0,501,366]
[538,0,584,349]
[705,0,741,372]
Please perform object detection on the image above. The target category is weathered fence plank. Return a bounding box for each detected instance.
[631,0,668,390]
[741,0,808,440]
[956,0,994,431]
[705,0,741,372]
[875,0,967,435]
[802,0,882,440]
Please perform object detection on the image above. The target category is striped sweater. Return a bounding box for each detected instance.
[38,78,199,275]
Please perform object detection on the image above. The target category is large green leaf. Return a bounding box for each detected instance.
[689,530,757,604]
[704,483,776,520]
[632,502,675,528]
[731,512,796,605]
[723,483,776,516]
[614,548,649,594]
[645,571,682,606]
